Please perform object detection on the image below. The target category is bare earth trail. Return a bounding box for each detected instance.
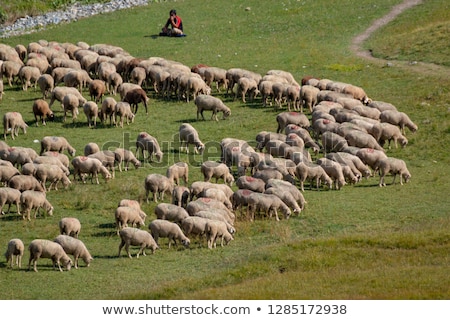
[350,0,449,77]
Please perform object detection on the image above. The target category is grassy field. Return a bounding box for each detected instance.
[0,0,449,300]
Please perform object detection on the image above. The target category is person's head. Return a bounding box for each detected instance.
[170,9,176,16]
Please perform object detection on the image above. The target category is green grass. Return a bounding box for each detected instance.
[0,0,449,300]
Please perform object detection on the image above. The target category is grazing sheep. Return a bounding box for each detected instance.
[236,176,266,193]
[300,85,320,113]
[32,99,54,126]
[3,112,28,140]
[33,154,70,175]
[235,76,259,103]
[205,220,234,249]
[231,189,255,218]
[97,61,116,82]
[114,101,135,128]
[0,165,21,186]
[59,217,81,238]
[107,72,123,96]
[253,167,296,185]
[63,70,91,93]
[344,130,384,151]
[40,136,76,156]
[186,198,235,226]
[19,65,41,91]
[326,152,365,180]
[172,186,190,208]
[342,84,371,104]
[195,94,231,121]
[135,132,163,162]
[247,192,291,221]
[9,175,45,192]
[34,163,71,191]
[62,93,82,123]
[179,123,205,154]
[88,150,117,178]
[284,124,320,153]
[129,66,147,87]
[118,199,147,223]
[0,187,21,215]
[166,161,189,185]
[144,173,174,203]
[186,77,211,103]
[48,86,86,108]
[199,188,233,210]
[118,227,158,258]
[5,238,24,268]
[154,203,189,223]
[200,161,235,186]
[378,122,408,149]
[295,161,333,191]
[20,190,53,221]
[3,147,37,168]
[355,147,388,173]
[378,157,411,187]
[180,216,210,244]
[114,148,141,171]
[83,142,100,156]
[264,186,303,215]
[115,206,146,235]
[380,110,418,134]
[189,181,234,202]
[266,178,307,209]
[83,101,99,128]
[317,158,347,190]
[1,60,23,86]
[321,131,349,153]
[72,156,112,184]
[203,66,228,92]
[149,219,190,248]
[88,79,107,103]
[276,112,310,133]
[123,88,149,115]
[53,235,93,269]
[100,97,117,125]
[28,239,72,272]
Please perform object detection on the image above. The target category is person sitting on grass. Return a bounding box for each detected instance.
[160,9,184,36]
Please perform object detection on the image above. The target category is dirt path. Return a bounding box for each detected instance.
[350,0,449,77]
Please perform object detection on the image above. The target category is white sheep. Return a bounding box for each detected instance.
[114,101,135,128]
[88,150,117,178]
[344,129,384,151]
[235,76,259,103]
[20,190,53,221]
[179,123,204,154]
[83,142,100,156]
[198,188,233,210]
[235,176,266,193]
[71,156,112,184]
[4,238,24,268]
[18,65,41,91]
[3,112,28,140]
[40,136,76,156]
[0,166,21,187]
[264,186,302,215]
[28,239,72,272]
[154,203,189,223]
[148,219,190,248]
[88,79,106,102]
[186,198,235,227]
[300,85,320,113]
[379,110,418,134]
[135,132,163,162]
[37,74,54,99]
[205,219,234,249]
[114,148,141,171]
[186,77,211,102]
[378,157,411,187]
[295,161,333,191]
[200,160,235,186]
[317,158,347,190]
[8,174,45,193]
[118,227,159,258]
[48,86,86,108]
[107,72,123,96]
[59,217,81,238]
[247,192,291,221]
[100,97,117,125]
[203,66,228,92]
[194,94,231,121]
[166,161,189,185]
[53,235,93,269]
[115,206,146,235]
[180,216,210,245]
[355,147,388,173]
[189,181,234,201]
[0,187,21,215]
[34,163,71,191]
[33,155,70,175]
[83,101,99,128]
[144,173,174,203]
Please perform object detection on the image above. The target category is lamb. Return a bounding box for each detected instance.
[166,161,189,185]
[114,148,141,171]
[83,142,100,156]
[154,203,189,223]
[148,219,190,248]
[82,101,99,128]
[115,206,146,235]
[88,79,107,103]
[179,123,205,154]
[205,220,234,249]
[235,175,266,193]
[20,190,54,221]
[40,136,76,156]
[172,186,190,208]
[378,157,411,187]
[295,161,333,191]
[28,239,72,272]
[118,227,158,258]
[135,132,163,162]
[276,112,310,133]
[344,129,384,151]
[48,86,86,108]
[144,173,174,203]
[0,187,21,215]
[200,160,235,186]
[59,217,81,238]
[198,188,233,210]
[122,88,149,115]
[378,122,408,149]
[3,112,28,140]
[317,158,347,190]
[247,192,291,221]
[34,163,71,191]
[32,99,54,126]
[9,175,45,192]
[71,156,112,184]
[54,235,93,268]
[18,65,41,91]
[300,85,320,113]
[5,238,24,268]
[379,110,418,134]
[100,97,117,125]
[195,94,231,121]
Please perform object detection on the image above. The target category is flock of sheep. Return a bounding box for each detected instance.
[0,39,417,271]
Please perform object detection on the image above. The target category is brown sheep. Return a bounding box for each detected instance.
[123,88,149,115]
